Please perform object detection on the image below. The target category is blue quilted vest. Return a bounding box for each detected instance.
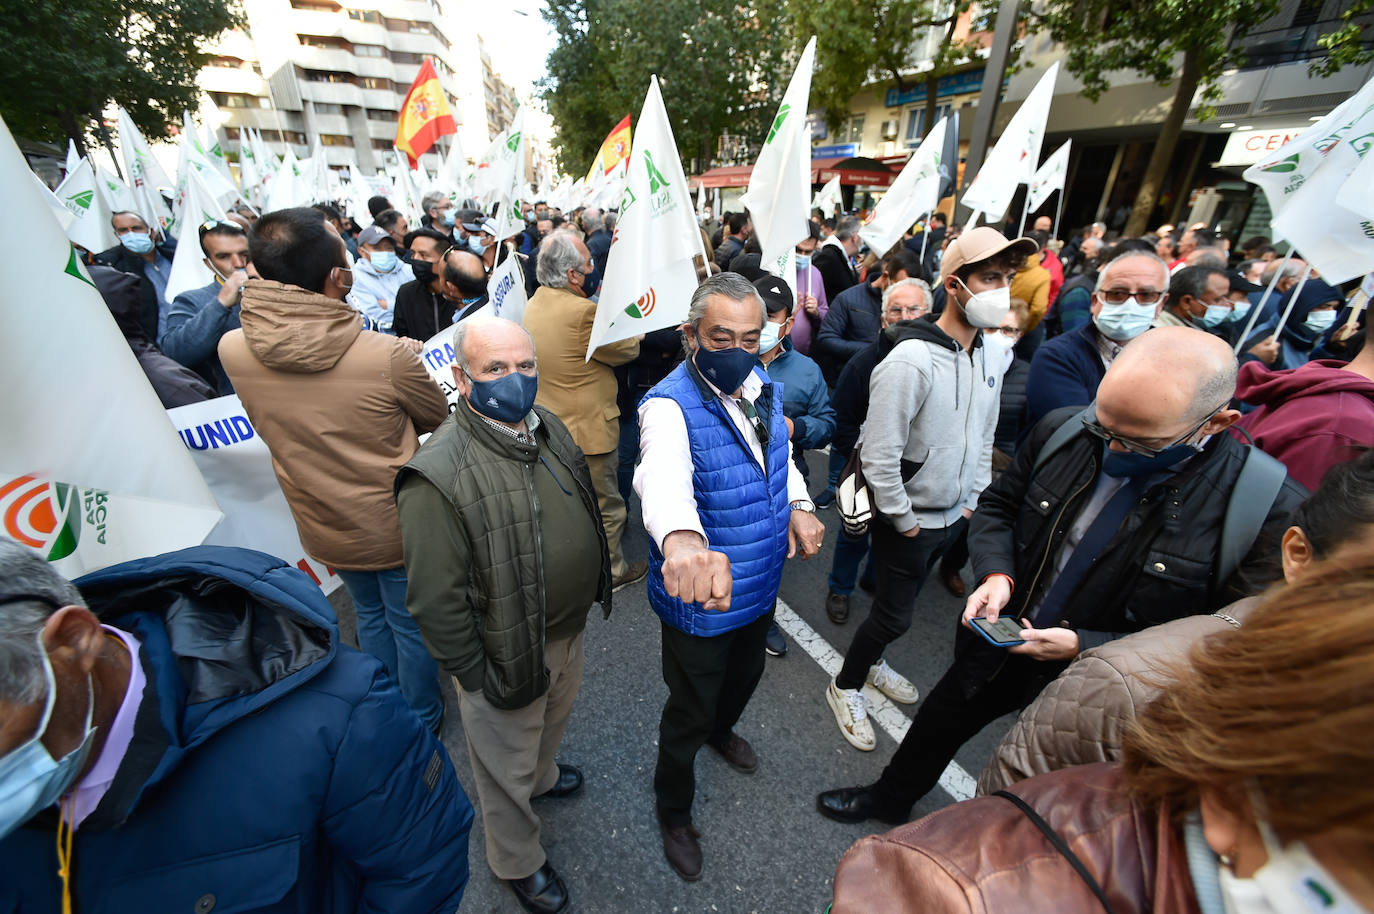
[642,360,792,636]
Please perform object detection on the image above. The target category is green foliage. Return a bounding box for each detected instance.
[540,0,789,175]
[0,0,241,147]
[1312,0,1374,77]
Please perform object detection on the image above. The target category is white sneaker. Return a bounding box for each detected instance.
[867,659,919,705]
[826,680,876,751]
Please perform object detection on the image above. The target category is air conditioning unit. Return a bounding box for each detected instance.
[880,119,899,139]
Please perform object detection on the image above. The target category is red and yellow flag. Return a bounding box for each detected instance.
[585,114,632,182]
[395,59,456,167]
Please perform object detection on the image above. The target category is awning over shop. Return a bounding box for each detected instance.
[694,156,896,189]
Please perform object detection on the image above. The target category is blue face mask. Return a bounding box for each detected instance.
[466,370,537,424]
[694,344,759,393]
[119,231,154,255]
[441,210,455,227]
[1228,299,1253,322]
[758,319,786,354]
[467,236,485,256]
[369,250,398,273]
[1303,309,1337,335]
[1093,297,1156,342]
[1196,303,1231,329]
[1102,441,1200,478]
[0,632,98,841]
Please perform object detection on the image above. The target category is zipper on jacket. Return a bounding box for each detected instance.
[525,463,548,624]
[1021,452,1099,613]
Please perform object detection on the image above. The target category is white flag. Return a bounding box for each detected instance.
[265,145,308,212]
[164,168,227,305]
[439,133,470,199]
[486,253,529,325]
[65,140,80,176]
[812,174,842,214]
[115,107,176,234]
[742,36,816,290]
[961,61,1059,219]
[388,149,425,225]
[859,115,948,257]
[1270,81,1374,283]
[54,158,116,254]
[587,76,705,359]
[0,113,222,577]
[1244,77,1374,223]
[1027,140,1072,214]
[1340,141,1374,221]
[178,112,239,206]
[33,173,75,231]
[472,128,510,206]
[238,133,262,205]
[96,165,140,216]
[490,107,529,241]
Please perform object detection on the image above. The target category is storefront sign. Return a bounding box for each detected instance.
[884,69,985,108]
[812,143,858,158]
[1218,127,1308,166]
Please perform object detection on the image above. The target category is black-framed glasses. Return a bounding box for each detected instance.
[1081,401,1228,457]
[1097,288,1164,305]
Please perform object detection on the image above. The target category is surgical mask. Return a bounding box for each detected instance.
[983,331,1017,375]
[466,370,538,424]
[1094,297,1156,341]
[1102,441,1200,478]
[441,210,455,227]
[795,254,812,270]
[1229,300,1253,322]
[369,250,398,273]
[0,633,98,841]
[1196,303,1232,329]
[954,278,1011,328]
[758,320,785,354]
[694,344,758,394]
[468,236,485,255]
[119,232,154,254]
[1217,820,1370,914]
[1302,309,1337,335]
[411,260,436,285]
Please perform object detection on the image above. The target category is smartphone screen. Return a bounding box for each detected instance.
[971,616,1026,647]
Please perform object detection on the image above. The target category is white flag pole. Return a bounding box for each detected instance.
[919,223,930,268]
[1051,188,1065,242]
[1018,192,1031,236]
[1234,247,1295,354]
[1270,262,1314,341]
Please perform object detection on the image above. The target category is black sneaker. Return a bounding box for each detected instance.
[764,621,788,657]
[814,488,836,509]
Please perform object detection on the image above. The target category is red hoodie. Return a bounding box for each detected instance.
[1234,359,1374,491]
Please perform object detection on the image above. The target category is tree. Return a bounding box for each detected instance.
[540,0,788,175]
[1312,0,1374,77]
[790,0,977,138]
[1028,0,1280,237]
[0,0,240,159]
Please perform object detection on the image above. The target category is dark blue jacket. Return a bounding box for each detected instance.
[159,280,242,395]
[0,547,473,913]
[95,238,179,342]
[762,341,835,475]
[644,362,791,636]
[816,278,883,365]
[585,228,612,295]
[1024,322,1106,429]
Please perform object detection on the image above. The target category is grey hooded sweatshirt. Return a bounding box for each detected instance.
[859,318,1000,532]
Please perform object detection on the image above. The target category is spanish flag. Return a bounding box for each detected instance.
[395,59,457,167]
[585,114,632,182]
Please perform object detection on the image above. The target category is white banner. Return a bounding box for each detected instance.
[116,107,176,235]
[166,396,340,594]
[486,254,529,324]
[1,112,222,577]
[54,157,116,254]
[1027,139,1071,214]
[859,115,948,257]
[961,61,1059,219]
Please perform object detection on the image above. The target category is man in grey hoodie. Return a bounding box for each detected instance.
[825,227,1037,752]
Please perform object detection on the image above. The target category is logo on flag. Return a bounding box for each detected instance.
[767,104,791,145]
[64,190,93,213]
[506,132,523,153]
[625,288,656,320]
[1261,153,1301,173]
[0,474,90,560]
[646,150,670,195]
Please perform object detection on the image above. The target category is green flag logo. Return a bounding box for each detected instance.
[1261,153,1301,174]
[506,132,522,153]
[645,150,669,194]
[66,189,94,211]
[767,104,791,145]
[0,476,83,561]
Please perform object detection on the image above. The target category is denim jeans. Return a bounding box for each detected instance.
[827,528,873,596]
[825,448,847,490]
[336,566,443,729]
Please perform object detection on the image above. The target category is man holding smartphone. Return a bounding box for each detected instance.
[817,326,1306,825]
[159,220,255,395]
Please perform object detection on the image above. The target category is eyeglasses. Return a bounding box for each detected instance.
[198,219,244,236]
[1081,401,1228,457]
[990,325,1023,338]
[1098,288,1164,305]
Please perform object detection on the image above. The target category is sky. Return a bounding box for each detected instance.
[475,0,560,103]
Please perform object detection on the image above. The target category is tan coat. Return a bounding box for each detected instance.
[219,280,449,570]
[522,285,639,456]
[977,599,1259,796]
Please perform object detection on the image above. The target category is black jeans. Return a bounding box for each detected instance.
[871,652,1050,812]
[835,521,956,690]
[654,610,772,826]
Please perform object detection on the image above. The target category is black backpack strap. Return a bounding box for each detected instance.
[1033,406,1095,473]
[1216,446,1288,586]
[993,790,1119,914]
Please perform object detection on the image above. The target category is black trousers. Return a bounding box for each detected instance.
[836,521,957,690]
[654,610,772,826]
[870,651,1053,812]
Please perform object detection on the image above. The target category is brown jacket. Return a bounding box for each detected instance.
[977,599,1258,796]
[219,280,449,570]
[522,285,639,456]
[833,764,1201,914]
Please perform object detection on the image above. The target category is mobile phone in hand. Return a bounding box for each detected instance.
[970,615,1026,647]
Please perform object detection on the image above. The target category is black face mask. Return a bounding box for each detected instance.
[411,260,436,285]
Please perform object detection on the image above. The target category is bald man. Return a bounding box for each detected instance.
[816,327,1306,825]
[396,317,611,913]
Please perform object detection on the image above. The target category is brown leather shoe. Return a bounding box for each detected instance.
[940,564,967,598]
[657,810,703,881]
[613,559,649,592]
[707,731,758,774]
[825,592,850,624]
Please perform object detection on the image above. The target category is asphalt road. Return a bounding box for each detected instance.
[328,450,1019,913]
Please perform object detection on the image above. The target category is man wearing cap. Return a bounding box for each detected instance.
[350,224,414,333]
[757,274,835,658]
[824,227,1035,753]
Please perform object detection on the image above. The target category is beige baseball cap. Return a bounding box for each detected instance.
[939,226,1038,281]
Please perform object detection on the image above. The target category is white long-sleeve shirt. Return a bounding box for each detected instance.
[634,369,811,552]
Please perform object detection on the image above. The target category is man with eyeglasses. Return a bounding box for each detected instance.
[816,326,1304,826]
[1155,265,1231,333]
[159,220,257,395]
[1025,249,1171,427]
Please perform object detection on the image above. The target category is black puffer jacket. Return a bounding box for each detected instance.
[965,407,1305,691]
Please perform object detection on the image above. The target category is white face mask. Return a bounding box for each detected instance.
[955,278,1012,329]
[758,319,785,354]
[1218,821,1370,914]
[982,331,1017,375]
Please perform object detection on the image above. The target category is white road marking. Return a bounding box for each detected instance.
[774,599,977,802]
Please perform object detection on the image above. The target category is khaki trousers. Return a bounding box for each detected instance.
[584,450,627,579]
[455,632,585,880]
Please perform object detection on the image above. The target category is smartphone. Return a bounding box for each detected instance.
[970,615,1027,647]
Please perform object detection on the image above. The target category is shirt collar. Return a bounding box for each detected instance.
[471,407,540,444]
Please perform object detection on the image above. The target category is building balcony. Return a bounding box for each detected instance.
[300,79,365,106]
[199,67,269,95]
[308,112,354,134]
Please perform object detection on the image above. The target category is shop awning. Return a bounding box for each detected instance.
[694,156,897,189]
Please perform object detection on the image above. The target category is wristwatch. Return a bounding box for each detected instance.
[789,499,815,513]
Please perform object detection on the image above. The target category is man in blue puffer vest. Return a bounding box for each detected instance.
[634,272,827,882]
[0,542,473,912]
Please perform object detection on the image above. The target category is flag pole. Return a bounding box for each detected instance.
[1234,247,1295,354]
[1051,188,1064,242]
[1018,190,1031,236]
[919,218,930,268]
[1269,262,1314,341]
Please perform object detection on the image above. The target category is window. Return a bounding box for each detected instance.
[320,134,354,147]
[408,22,432,34]
[289,0,337,9]
[358,76,392,90]
[905,105,952,142]
[299,35,346,48]
[210,56,245,69]
[367,108,398,121]
[391,51,421,64]
[223,127,242,140]
[371,138,395,150]
[844,115,865,143]
[314,102,344,115]
[353,44,386,57]
[347,8,381,22]
[212,92,268,109]
[304,70,353,83]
